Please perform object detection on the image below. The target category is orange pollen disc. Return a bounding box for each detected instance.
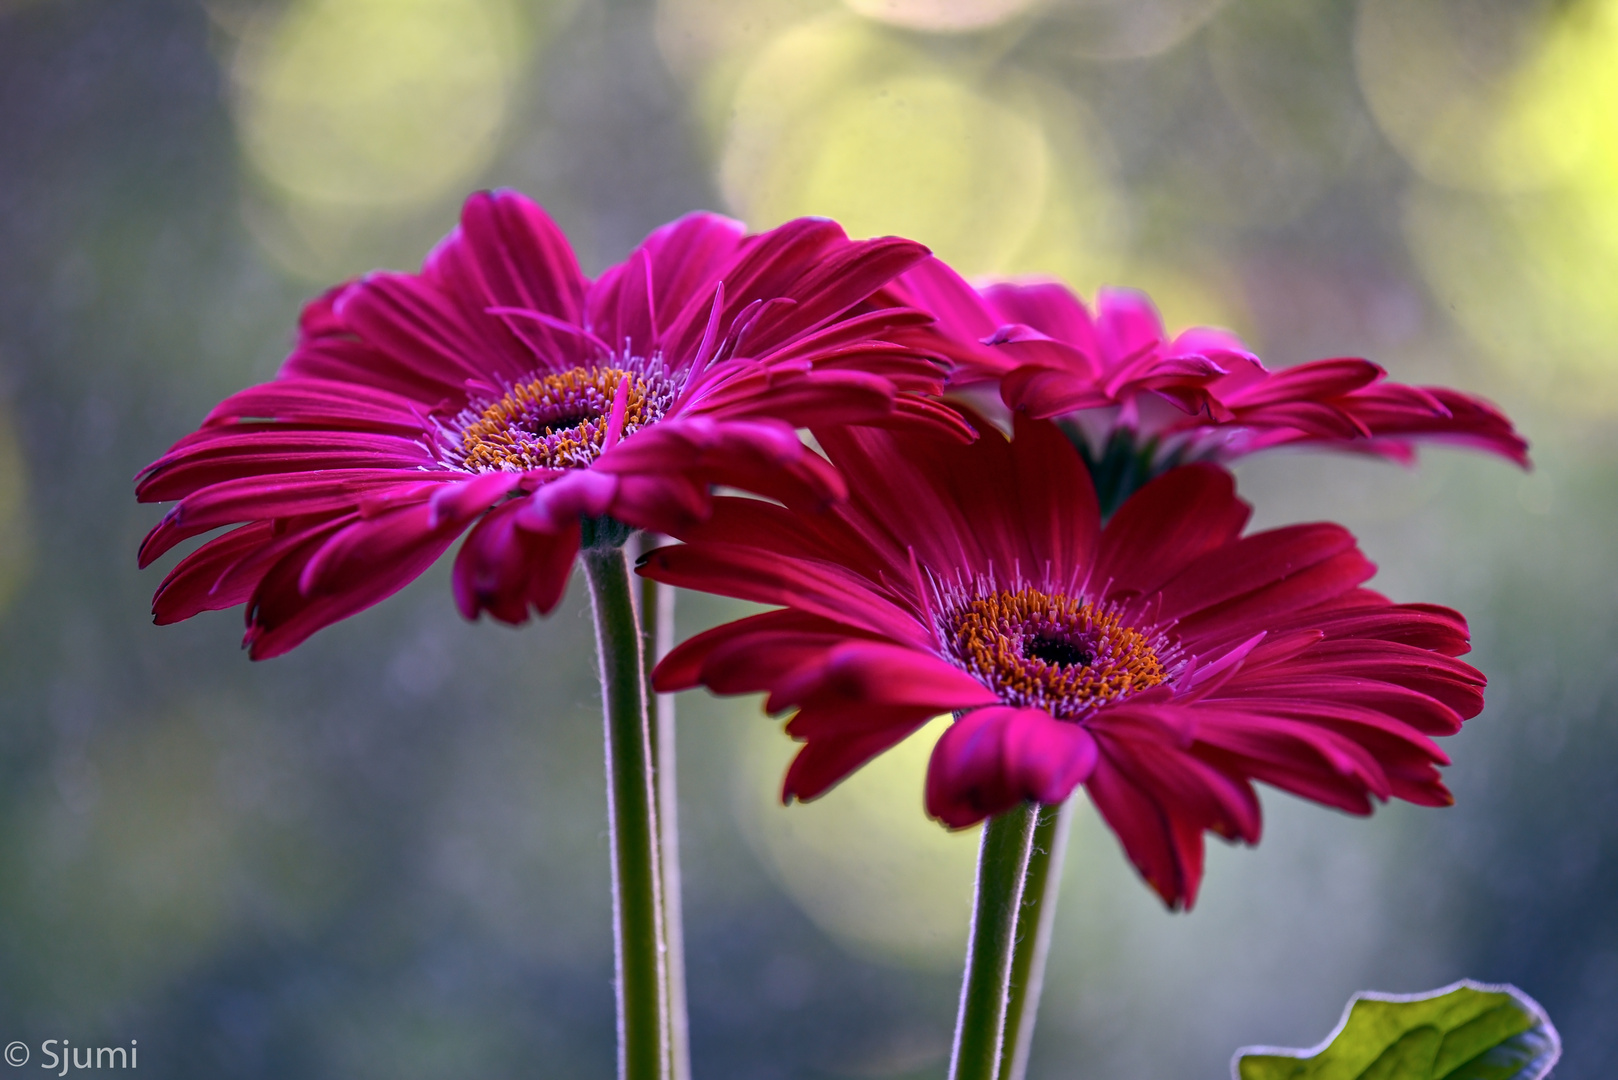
[945,587,1166,717]
[453,366,666,472]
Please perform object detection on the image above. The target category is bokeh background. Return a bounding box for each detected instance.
[1,0,1615,1076]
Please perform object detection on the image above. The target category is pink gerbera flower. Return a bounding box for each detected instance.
[137,191,963,658]
[643,416,1484,908]
[888,259,1527,509]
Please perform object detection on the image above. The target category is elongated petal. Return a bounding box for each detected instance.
[641,540,931,647]
[770,641,1000,715]
[1093,464,1251,597]
[785,713,938,803]
[1153,523,1360,623]
[243,502,463,659]
[152,519,323,624]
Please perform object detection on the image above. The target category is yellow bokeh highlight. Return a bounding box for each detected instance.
[1505,0,1618,198]
[1355,0,1589,193]
[1399,0,1618,411]
[719,14,1054,275]
[1405,187,1618,413]
[233,0,526,210]
[843,0,1044,33]
[0,403,31,613]
[993,92,1128,291]
[734,713,980,969]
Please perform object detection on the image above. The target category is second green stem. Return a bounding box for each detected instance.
[949,801,1041,1080]
[997,800,1075,1080]
[584,545,670,1080]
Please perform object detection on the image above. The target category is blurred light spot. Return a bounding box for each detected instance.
[0,403,32,613]
[720,15,1052,274]
[1503,0,1618,197]
[238,194,426,282]
[1354,0,1578,192]
[1404,184,1618,414]
[843,0,1043,33]
[234,0,525,210]
[655,0,834,82]
[995,90,1129,287]
[734,714,979,969]
[1400,0,1618,412]
[229,0,541,281]
[1041,0,1232,61]
[1206,0,1371,181]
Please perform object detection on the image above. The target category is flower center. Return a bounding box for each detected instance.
[447,365,675,472]
[944,587,1166,717]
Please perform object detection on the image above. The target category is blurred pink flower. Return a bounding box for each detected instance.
[645,416,1484,909]
[887,259,1527,504]
[137,191,963,658]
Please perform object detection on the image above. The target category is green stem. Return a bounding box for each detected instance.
[652,576,692,1080]
[949,801,1041,1080]
[997,800,1076,1080]
[584,545,670,1080]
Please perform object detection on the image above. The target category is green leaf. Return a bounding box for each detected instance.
[1232,981,1561,1080]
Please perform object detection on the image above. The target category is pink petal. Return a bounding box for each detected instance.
[648,607,856,693]
[770,640,999,715]
[433,190,592,370]
[243,502,463,659]
[925,707,1099,828]
[784,715,937,803]
[512,469,620,532]
[1092,288,1166,372]
[1083,749,1200,909]
[1153,522,1360,623]
[983,280,1100,353]
[152,520,285,624]
[1093,464,1251,599]
[452,499,582,623]
[640,540,932,648]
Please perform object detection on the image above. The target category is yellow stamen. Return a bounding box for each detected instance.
[948,587,1165,715]
[458,366,650,471]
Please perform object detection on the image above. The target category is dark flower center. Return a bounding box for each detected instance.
[1025,635,1091,668]
[944,587,1166,718]
[446,365,676,472]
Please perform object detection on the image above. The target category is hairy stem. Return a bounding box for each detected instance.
[652,575,691,1080]
[997,800,1077,1080]
[949,802,1041,1080]
[584,545,670,1080]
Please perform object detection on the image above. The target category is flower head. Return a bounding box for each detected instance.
[643,416,1484,909]
[137,191,964,658]
[887,259,1527,507]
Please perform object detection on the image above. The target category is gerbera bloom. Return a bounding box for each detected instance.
[886,259,1527,509]
[643,416,1485,908]
[137,190,964,658]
